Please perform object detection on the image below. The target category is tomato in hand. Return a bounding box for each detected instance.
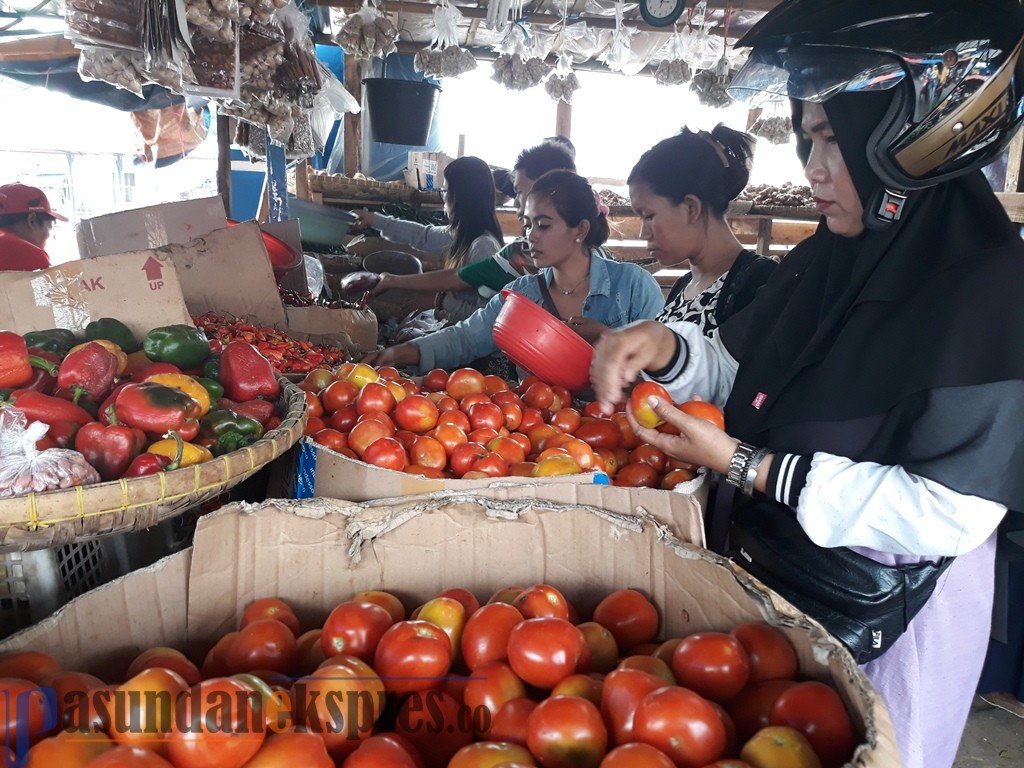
[671,631,752,703]
[527,695,608,768]
[769,681,857,768]
[506,617,586,689]
[592,589,659,651]
[629,381,673,429]
[633,686,727,767]
[679,399,726,430]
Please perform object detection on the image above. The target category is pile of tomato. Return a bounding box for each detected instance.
[298,364,718,489]
[0,584,860,768]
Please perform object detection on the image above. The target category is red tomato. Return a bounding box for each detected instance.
[292,659,385,759]
[447,741,537,768]
[431,423,469,455]
[343,733,425,767]
[23,729,114,767]
[0,651,61,685]
[660,467,697,490]
[0,677,56,749]
[328,405,359,433]
[598,742,675,768]
[305,391,324,419]
[599,668,665,746]
[488,697,536,747]
[237,729,333,768]
[395,395,441,433]
[353,591,407,623]
[550,674,604,707]
[347,419,395,458]
[449,442,488,478]
[506,617,586,689]
[483,375,510,396]
[518,407,545,435]
[321,380,359,414]
[438,407,473,433]
[459,393,492,414]
[462,603,524,670]
[167,677,265,768]
[527,695,608,768]
[486,585,524,605]
[769,681,857,768]
[471,452,510,478]
[592,589,659,651]
[498,402,523,431]
[394,690,474,768]
[463,662,526,736]
[629,382,673,429]
[731,623,799,683]
[610,412,641,450]
[671,632,751,703]
[548,407,582,434]
[127,653,201,688]
[576,622,618,674]
[226,618,298,675]
[313,428,349,452]
[446,369,486,400]
[727,679,798,743]
[740,726,822,768]
[87,746,176,767]
[356,381,396,414]
[574,419,623,451]
[410,435,448,470]
[321,600,395,662]
[679,399,726,430]
[512,583,571,621]
[522,382,555,410]
[109,668,188,754]
[487,436,527,466]
[422,369,450,392]
[616,656,675,686]
[436,587,480,619]
[362,437,409,472]
[613,462,659,488]
[373,621,452,695]
[629,444,666,474]
[633,686,727,767]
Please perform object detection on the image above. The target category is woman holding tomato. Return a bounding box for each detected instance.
[628,126,777,337]
[590,2,1024,767]
[361,170,663,375]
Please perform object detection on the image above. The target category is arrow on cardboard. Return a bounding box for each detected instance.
[142,256,163,281]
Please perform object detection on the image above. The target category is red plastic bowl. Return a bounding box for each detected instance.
[227,219,302,281]
[492,289,593,393]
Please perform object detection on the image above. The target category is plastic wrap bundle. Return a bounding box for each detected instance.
[601,2,634,74]
[332,2,398,60]
[185,0,238,44]
[414,2,476,78]
[750,115,793,145]
[654,28,692,86]
[491,53,549,90]
[238,0,288,26]
[545,52,580,103]
[690,58,735,108]
[66,0,145,52]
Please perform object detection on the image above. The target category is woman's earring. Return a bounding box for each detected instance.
[575,237,581,243]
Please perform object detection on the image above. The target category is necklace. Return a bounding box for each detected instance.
[556,271,590,296]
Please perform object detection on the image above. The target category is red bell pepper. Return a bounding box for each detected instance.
[4,390,95,426]
[129,362,182,381]
[220,342,280,402]
[113,382,201,436]
[215,397,277,427]
[45,419,82,449]
[0,332,59,389]
[57,342,119,402]
[74,415,147,482]
[98,382,133,425]
[21,347,61,394]
[122,432,184,478]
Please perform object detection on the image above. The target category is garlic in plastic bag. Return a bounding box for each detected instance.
[545,52,580,103]
[654,27,692,86]
[333,1,397,60]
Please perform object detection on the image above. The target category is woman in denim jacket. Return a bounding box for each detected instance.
[362,170,663,376]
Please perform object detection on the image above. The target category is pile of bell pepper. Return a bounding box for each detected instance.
[192,312,348,374]
[0,318,287,491]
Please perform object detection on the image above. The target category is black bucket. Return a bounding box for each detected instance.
[363,77,441,146]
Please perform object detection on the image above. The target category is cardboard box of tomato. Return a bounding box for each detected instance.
[0,494,897,765]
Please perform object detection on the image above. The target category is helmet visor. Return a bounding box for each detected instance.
[727,46,906,105]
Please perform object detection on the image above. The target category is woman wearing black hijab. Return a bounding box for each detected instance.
[590,2,1024,767]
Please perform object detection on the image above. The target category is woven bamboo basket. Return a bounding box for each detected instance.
[0,378,308,552]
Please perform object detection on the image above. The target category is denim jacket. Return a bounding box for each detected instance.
[411,250,664,374]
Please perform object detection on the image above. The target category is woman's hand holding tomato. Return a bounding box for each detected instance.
[624,396,737,475]
[589,321,678,414]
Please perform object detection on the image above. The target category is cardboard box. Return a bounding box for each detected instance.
[404,152,455,191]
[284,306,378,353]
[0,496,898,765]
[0,249,192,338]
[76,197,228,259]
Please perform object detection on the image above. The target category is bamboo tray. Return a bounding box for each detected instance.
[0,378,308,552]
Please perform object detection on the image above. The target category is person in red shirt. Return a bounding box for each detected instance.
[0,183,68,271]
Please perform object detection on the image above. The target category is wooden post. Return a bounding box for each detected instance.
[216,113,233,217]
[1004,129,1024,192]
[756,218,774,257]
[344,55,363,176]
[295,159,311,201]
[555,99,571,139]
[457,134,466,158]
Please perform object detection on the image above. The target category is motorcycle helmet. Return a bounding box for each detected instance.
[727,0,1024,190]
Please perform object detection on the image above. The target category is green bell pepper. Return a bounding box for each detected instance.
[199,410,264,456]
[23,328,78,356]
[143,325,211,370]
[203,354,221,382]
[195,377,224,401]
[85,317,139,353]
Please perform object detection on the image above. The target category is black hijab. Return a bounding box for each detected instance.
[721,89,1024,450]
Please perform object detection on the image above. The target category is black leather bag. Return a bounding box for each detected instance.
[728,499,953,663]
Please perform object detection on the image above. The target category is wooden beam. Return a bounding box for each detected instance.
[343,55,363,176]
[216,113,233,218]
[555,100,571,141]
[1003,130,1024,193]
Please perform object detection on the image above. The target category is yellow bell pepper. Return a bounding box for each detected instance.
[69,339,127,376]
[143,373,212,416]
[146,437,213,467]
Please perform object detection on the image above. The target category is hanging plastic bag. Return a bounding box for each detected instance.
[601,2,635,74]
[0,409,100,498]
[545,51,580,103]
[655,26,693,86]
[492,22,550,91]
[414,1,477,78]
[333,1,398,60]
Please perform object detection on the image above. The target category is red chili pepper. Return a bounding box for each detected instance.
[57,342,119,402]
[74,415,147,482]
[220,342,280,402]
[5,390,95,426]
[0,332,59,389]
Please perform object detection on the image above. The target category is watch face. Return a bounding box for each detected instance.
[642,0,683,24]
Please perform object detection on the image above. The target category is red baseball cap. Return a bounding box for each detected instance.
[0,183,68,221]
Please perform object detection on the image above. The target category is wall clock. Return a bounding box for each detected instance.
[639,0,686,28]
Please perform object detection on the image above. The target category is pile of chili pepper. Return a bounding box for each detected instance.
[191,313,348,374]
[278,288,359,311]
